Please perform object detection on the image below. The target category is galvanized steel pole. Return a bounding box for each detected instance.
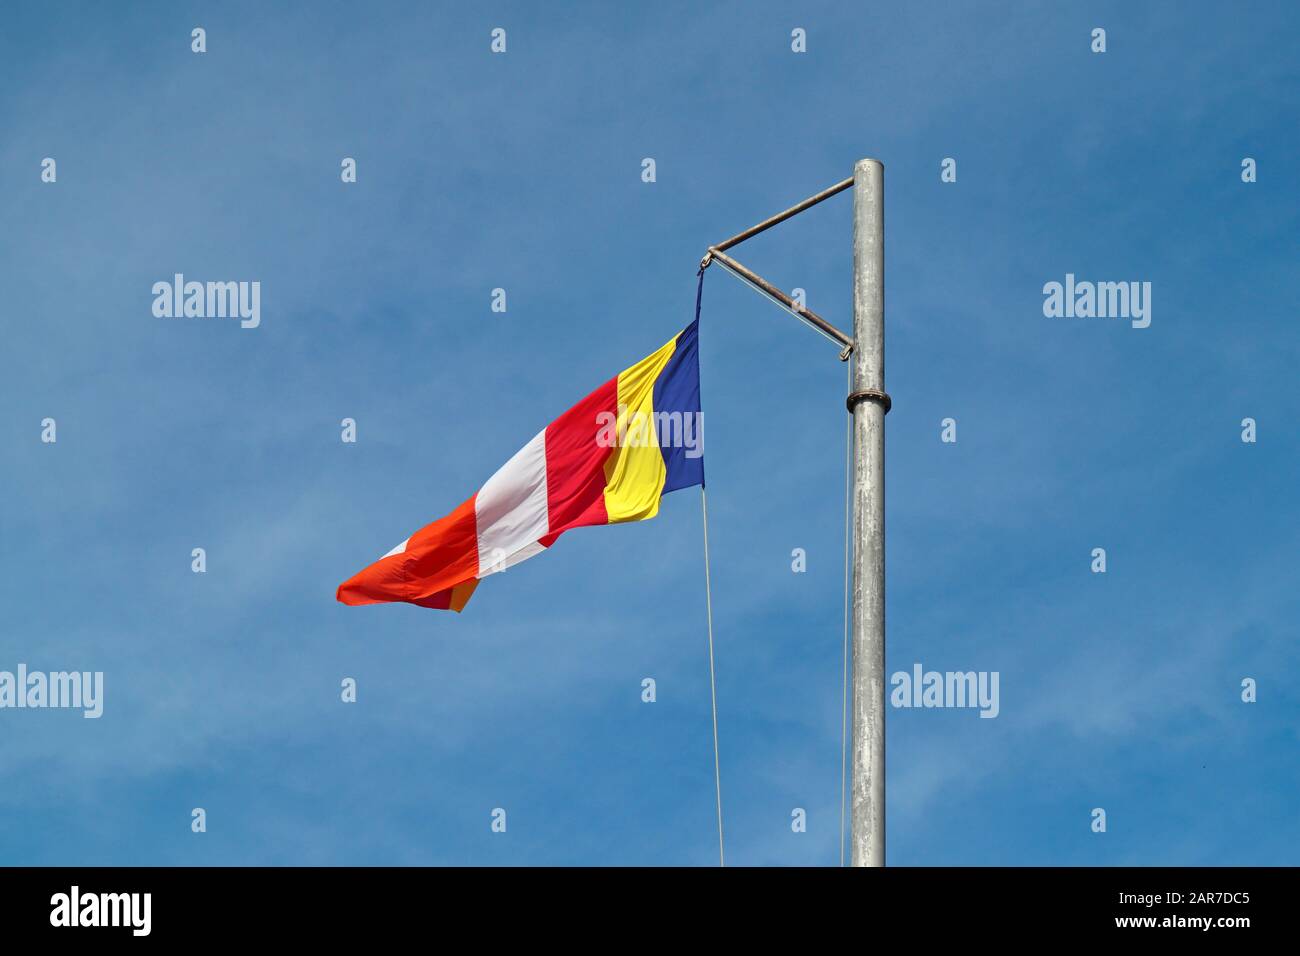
[849,158,886,867]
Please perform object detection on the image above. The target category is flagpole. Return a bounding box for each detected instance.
[847,158,887,867]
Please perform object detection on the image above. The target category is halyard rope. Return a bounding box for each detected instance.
[696,268,725,867]
[701,486,724,867]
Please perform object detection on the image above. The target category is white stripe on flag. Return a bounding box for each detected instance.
[483,540,547,578]
[475,430,549,576]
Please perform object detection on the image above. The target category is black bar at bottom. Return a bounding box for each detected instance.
[0,865,1279,942]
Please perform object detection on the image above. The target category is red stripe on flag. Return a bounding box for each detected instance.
[542,375,616,543]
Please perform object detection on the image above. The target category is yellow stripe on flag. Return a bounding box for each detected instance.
[603,334,678,522]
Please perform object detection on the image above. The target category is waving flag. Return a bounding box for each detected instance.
[337,320,704,612]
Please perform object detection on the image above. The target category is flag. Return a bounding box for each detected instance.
[337,320,704,612]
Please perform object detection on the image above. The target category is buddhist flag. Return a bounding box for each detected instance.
[337,321,704,612]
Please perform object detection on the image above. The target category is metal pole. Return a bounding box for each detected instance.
[849,158,886,867]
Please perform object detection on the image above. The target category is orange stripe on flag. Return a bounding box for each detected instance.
[336,495,479,607]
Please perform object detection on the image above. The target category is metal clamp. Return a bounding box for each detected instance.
[846,388,891,414]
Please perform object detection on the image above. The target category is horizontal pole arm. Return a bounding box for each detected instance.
[705,176,854,259]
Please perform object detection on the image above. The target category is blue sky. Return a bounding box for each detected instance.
[1,1,1297,865]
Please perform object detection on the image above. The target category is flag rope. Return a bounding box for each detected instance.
[700,486,724,867]
[694,267,725,868]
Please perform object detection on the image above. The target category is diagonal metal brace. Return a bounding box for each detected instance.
[705,249,854,359]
